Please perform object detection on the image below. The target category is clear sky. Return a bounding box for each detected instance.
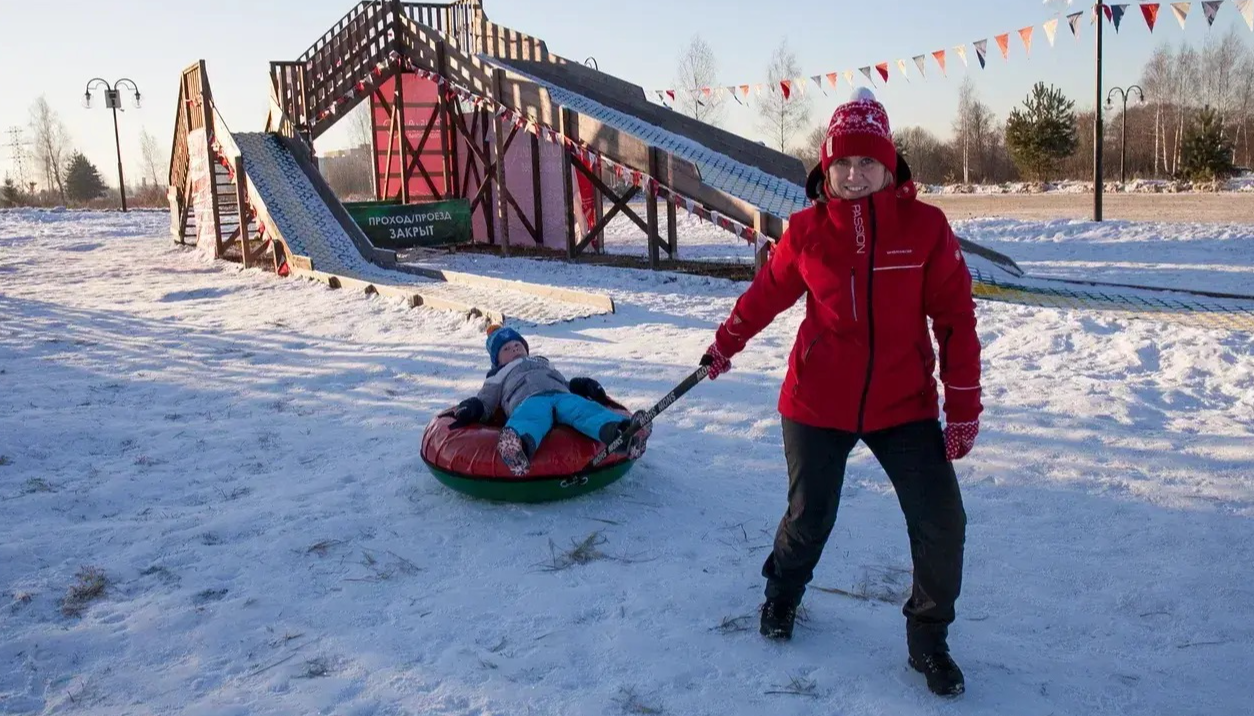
[2,0,1252,189]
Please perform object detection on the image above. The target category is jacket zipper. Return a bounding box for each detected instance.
[850,269,858,322]
[855,200,878,434]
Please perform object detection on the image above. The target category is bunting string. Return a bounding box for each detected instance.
[650,1,1251,103]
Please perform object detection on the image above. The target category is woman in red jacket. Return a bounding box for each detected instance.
[702,89,980,698]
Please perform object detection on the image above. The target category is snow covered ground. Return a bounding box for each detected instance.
[2,208,1253,716]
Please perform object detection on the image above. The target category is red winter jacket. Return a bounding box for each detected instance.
[715,179,982,434]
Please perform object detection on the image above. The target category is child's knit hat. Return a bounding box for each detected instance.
[820,87,897,176]
[486,324,529,368]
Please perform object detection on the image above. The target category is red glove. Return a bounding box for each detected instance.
[944,421,979,461]
[701,342,733,380]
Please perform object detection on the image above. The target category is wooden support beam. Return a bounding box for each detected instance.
[666,155,678,258]
[436,40,455,195]
[233,156,250,269]
[559,107,578,260]
[646,149,660,270]
[754,211,769,273]
[491,68,511,256]
[573,185,640,255]
[530,131,544,245]
[394,70,410,203]
[572,159,649,235]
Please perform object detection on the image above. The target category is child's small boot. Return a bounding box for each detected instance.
[497,428,533,476]
[599,412,652,460]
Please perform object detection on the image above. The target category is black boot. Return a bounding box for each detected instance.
[759,597,797,640]
[909,651,965,697]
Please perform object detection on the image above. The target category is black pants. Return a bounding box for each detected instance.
[762,418,967,655]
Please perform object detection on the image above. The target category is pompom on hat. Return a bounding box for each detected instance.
[485,324,529,368]
[819,87,897,175]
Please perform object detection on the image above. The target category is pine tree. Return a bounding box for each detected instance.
[1004,82,1079,181]
[1,177,22,208]
[64,152,107,203]
[1179,105,1237,182]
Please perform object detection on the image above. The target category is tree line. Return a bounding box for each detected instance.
[672,28,1252,184]
[2,97,169,209]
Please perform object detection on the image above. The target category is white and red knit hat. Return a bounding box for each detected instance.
[820,87,896,175]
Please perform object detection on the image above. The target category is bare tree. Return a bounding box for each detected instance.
[350,101,374,150]
[790,124,828,170]
[673,34,725,127]
[139,128,169,189]
[951,77,996,183]
[29,96,71,203]
[755,39,812,152]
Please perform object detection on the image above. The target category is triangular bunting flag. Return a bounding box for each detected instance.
[826,72,839,89]
[779,79,792,100]
[702,87,712,97]
[933,49,948,76]
[1111,4,1128,31]
[1238,0,1254,30]
[1044,18,1059,46]
[876,62,890,83]
[974,39,988,68]
[1203,0,1223,26]
[812,75,825,93]
[1019,26,1034,56]
[897,58,911,81]
[795,76,809,95]
[740,84,751,98]
[729,86,743,105]
[666,90,676,102]
[844,70,856,87]
[1172,2,1190,28]
[860,66,876,84]
[753,83,764,96]
[1067,11,1084,37]
[995,33,1010,60]
[655,90,667,106]
[1142,3,1161,31]
[913,54,927,78]
[955,44,969,67]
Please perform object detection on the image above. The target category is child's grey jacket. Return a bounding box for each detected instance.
[476,356,569,417]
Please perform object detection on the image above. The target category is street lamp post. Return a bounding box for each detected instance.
[1108,85,1148,184]
[83,78,142,212]
[1094,0,1105,221]
[1107,85,1145,185]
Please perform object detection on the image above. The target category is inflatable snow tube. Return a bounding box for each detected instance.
[421,402,637,503]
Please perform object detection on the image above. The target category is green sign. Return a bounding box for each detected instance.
[345,199,472,249]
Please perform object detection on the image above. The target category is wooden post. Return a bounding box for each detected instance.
[646,148,660,270]
[480,106,496,244]
[395,68,410,204]
[560,107,577,260]
[492,68,511,256]
[754,211,769,273]
[530,131,544,246]
[234,156,250,269]
[199,62,224,259]
[298,64,314,156]
[369,88,383,201]
[593,170,604,254]
[436,41,454,196]
[665,154,678,259]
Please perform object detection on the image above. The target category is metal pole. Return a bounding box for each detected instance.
[1094,1,1105,221]
[111,104,128,212]
[1120,95,1128,185]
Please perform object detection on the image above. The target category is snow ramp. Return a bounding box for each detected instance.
[167,62,613,326]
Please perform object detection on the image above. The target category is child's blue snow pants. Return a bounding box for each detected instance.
[506,392,624,452]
